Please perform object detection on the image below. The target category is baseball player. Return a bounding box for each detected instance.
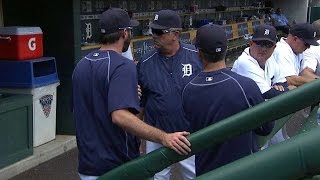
[182,24,274,176]
[273,23,319,87]
[232,25,289,99]
[264,22,319,146]
[301,19,320,79]
[137,9,202,180]
[232,24,291,148]
[72,8,191,180]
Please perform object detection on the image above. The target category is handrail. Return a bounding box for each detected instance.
[98,80,320,180]
[196,127,320,180]
[257,113,294,147]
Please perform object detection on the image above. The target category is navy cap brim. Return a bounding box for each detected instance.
[304,38,319,46]
[251,37,276,43]
[149,22,168,30]
[129,19,139,27]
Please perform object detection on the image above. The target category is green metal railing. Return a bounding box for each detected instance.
[196,127,320,180]
[98,80,320,180]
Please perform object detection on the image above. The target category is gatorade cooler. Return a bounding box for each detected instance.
[0,27,43,60]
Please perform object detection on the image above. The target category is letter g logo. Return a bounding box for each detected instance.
[28,37,36,51]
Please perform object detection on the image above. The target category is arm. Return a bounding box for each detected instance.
[273,50,314,86]
[300,67,320,80]
[285,75,315,86]
[262,87,286,99]
[110,62,190,155]
[262,80,290,99]
[111,109,191,155]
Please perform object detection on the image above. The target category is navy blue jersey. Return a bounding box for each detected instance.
[182,68,274,176]
[137,43,202,133]
[72,50,140,176]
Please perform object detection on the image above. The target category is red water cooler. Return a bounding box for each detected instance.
[0,27,43,60]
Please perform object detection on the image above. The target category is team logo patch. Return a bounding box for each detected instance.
[264,29,270,35]
[182,64,193,77]
[206,77,213,81]
[39,95,53,118]
[154,14,159,21]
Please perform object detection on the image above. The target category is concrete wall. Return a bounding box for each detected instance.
[0,0,3,26]
[272,0,309,23]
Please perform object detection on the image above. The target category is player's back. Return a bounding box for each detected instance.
[182,68,270,176]
[183,68,263,131]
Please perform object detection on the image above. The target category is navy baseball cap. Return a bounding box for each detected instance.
[99,8,139,34]
[289,23,319,46]
[195,24,227,54]
[252,25,277,43]
[312,19,320,38]
[149,10,182,30]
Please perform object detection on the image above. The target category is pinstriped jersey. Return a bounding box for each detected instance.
[137,43,202,133]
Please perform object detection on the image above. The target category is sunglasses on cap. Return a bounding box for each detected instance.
[253,40,275,48]
[119,27,133,36]
[151,28,172,36]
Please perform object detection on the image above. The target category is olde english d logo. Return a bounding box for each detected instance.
[39,95,53,118]
[182,64,192,77]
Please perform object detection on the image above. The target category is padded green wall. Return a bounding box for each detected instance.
[0,95,33,169]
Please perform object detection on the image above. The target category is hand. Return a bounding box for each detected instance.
[161,131,191,155]
[273,85,285,91]
[137,85,142,99]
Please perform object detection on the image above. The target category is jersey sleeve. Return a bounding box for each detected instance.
[262,88,286,99]
[108,62,140,115]
[232,58,271,94]
[303,48,318,72]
